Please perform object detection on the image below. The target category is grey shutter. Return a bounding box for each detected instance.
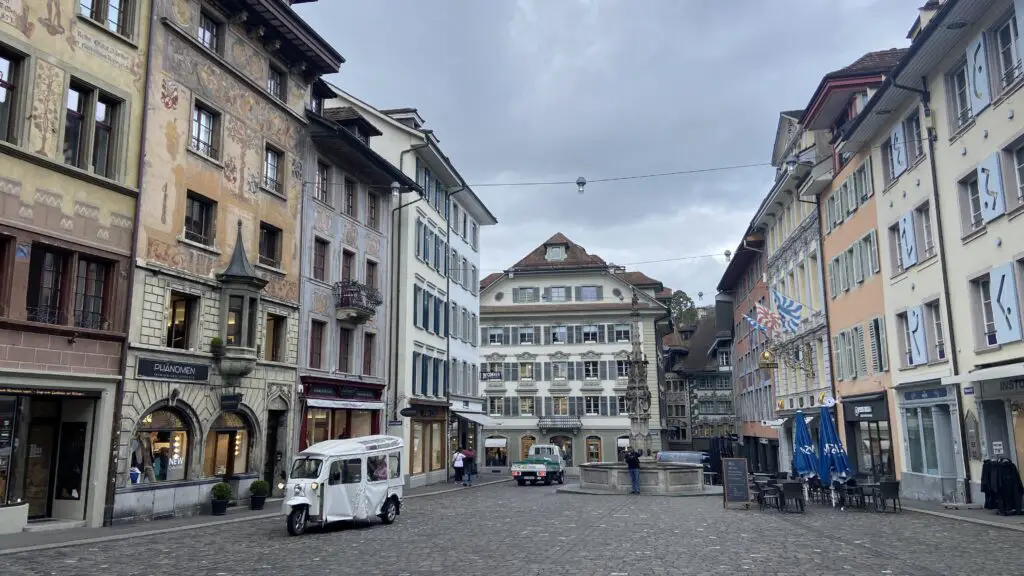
[502,327,511,345]
[511,397,520,416]
[576,397,585,416]
[512,287,520,302]
[543,327,551,345]
[503,397,511,416]
[568,397,578,416]
[600,396,608,416]
[596,286,604,301]
[609,395,618,414]
[574,286,582,301]
[543,287,551,301]
[566,325,575,344]
[543,362,551,381]
[511,363,520,380]
[598,360,608,380]
[480,326,488,346]
[544,397,553,416]
[533,326,541,343]
[534,362,542,379]
[576,361,584,380]
[575,326,584,343]
[606,324,615,341]
[503,362,512,381]
[567,361,576,380]
[511,326,519,343]
[598,325,606,343]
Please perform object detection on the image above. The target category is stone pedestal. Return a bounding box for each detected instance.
[578,462,703,495]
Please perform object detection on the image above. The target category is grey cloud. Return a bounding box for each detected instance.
[296,0,921,293]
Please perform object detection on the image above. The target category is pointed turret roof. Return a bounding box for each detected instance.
[217,220,268,290]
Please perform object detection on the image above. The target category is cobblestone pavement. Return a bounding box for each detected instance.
[3,483,1022,576]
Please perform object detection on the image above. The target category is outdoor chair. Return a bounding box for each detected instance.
[875,481,902,512]
[781,482,805,513]
[807,477,826,504]
[760,484,782,511]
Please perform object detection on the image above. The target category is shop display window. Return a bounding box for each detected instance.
[485,437,508,466]
[203,412,250,477]
[520,435,536,460]
[411,422,424,475]
[430,422,443,471]
[549,435,572,467]
[585,436,601,463]
[133,408,190,483]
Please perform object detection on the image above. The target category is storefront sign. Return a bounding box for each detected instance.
[137,358,210,382]
[480,371,502,381]
[0,386,92,398]
[399,407,418,417]
[999,379,1024,393]
[843,396,888,422]
[305,383,380,401]
[220,394,243,411]
[963,385,974,395]
[903,388,947,402]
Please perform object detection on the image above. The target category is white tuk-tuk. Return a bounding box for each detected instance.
[280,435,404,536]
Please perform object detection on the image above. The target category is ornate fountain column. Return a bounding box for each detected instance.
[624,289,652,458]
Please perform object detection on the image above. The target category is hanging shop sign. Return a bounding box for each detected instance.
[220,394,243,411]
[480,371,503,381]
[137,358,210,382]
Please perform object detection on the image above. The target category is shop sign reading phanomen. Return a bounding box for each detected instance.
[137,358,210,382]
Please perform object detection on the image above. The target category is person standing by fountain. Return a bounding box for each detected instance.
[624,447,641,494]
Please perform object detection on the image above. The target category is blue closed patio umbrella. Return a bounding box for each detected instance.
[792,410,819,477]
[818,403,853,483]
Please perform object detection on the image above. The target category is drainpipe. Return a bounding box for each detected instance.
[443,185,465,483]
[389,143,428,425]
[104,0,156,527]
[917,80,971,503]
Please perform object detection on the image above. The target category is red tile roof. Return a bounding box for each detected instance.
[824,48,908,79]
[480,272,502,290]
[510,233,607,271]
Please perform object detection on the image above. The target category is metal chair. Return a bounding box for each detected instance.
[760,485,782,511]
[875,481,902,512]
[781,482,805,513]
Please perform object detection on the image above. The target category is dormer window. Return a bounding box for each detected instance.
[545,244,566,261]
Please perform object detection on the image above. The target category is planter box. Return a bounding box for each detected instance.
[0,503,29,535]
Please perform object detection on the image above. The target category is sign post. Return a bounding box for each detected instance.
[721,457,750,510]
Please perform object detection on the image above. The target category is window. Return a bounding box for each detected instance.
[364,260,378,290]
[903,405,950,475]
[183,192,215,246]
[92,97,116,177]
[545,245,566,261]
[519,362,534,380]
[868,316,889,373]
[314,162,330,204]
[896,312,914,368]
[996,14,1022,88]
[488,396,504,416]
[488,327,503,345]
[166,292,197,349]
[552,361,567,380]
[551,326,567,344]
[340,249,354,282]
[1014,145,1024,204]
[63,84,120,176]
[959,175,983,233]
[582,325,598,343]
[973,275,998,347]
[616,360,628,378]
[343,178,357,217]
[0,48,22,144]
[337,326,352,372]
[80,0,134,37]
[583,361,599,379]
[309,320,325,369]
[513,287,539,303]
[366,454,388,482]
[915,203,935,259]
[26,245,66,324]
[552,396,569,416]
[519,329,534,345]
[471,222,479,250]
[197,11,220,52]
[948,61,971,129]
[267,65,284,100]
[519,397,534,415]
[258,222,281,268]
[363,333,375,375]
[263,146,283,193]
[367,193,380,230]
[189,103,218,158]
[313,239,328,282]
[887,223,905,274]
[74,259,108,329]
[64,86,87,168]
[924,301,945,361]
[617,396,628,415]
[905,113,923,166]
[136,408,190,482]
[580,286,599,302]
[614,324,630,342]
[584,396,600,415]
[549,286,568,302]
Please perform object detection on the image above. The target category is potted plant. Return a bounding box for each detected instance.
[210,337,224,358]
[210,481,233,515]
[249,479,270,510]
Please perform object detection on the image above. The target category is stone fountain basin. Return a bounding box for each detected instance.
[578,461,705,495]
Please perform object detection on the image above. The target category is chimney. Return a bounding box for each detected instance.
[907,0,941,41]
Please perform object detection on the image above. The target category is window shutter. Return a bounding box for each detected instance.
[510,397,520,417]
[833,335,843,380]
[978,152,1007,222]
[413,286,421,326]
[502,397,511,416]
[412,352,420,389]
[990,262,1023,344]
[543,362,551,381]
[864,156,874,197]
[503,362,511,381]
[853,242,864,284]
[534,326,541,343]
[890,122,908,178]
[567,325,576,344]
[534,362,542,379]
[511,363,520,380]
[898,211,918,268]
[568,397,578,416]
[574,286,582,301]
[576,361,584,380]
[577,397,585,416]
[415,220,423,257]
[966,33,992,116]
[855,326,868,377]
[600,396,608,416]
[502,327,510,345]
[574,325,583,343]
[879,319,889,371]
[868,231,880,273]
[598,325,606,343]
[828,259,836,299]
[543,287,551,301]
[511,326,519,343]
[599,361,608,380]
[567,362,576,380]
[480,326,487,346]
[868,320,880,374]
[838,253,848,291]
[544,396,553,416]
[512,287,520,303]
[596,286,604,301]
[543,327,551,345]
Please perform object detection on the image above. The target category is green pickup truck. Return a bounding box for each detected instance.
[510,444,566,486]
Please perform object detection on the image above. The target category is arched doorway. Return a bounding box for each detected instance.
[520,434,536,460]
[134,407,193,483]
[549,435,573,467]
[203,412,253,477]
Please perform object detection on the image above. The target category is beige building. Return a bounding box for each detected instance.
[0,0,152,529]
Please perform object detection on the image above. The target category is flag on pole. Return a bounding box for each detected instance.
[742,314,766,333]
[755,303,781,335]
[771,290,803,334]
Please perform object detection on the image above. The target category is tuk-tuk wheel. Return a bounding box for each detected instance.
[379,498,398,525]
[287,507,307,536]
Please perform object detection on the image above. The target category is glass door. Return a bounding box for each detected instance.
[0,397,16,503]
[24,399,60,518]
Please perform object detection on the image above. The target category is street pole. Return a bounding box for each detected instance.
[625,288,652,459]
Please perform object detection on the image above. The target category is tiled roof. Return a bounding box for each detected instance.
[322,106,383,136]
[379,107,418,115]
[510,233,607,271]
[480,272,502,290]
[825,48,908,79]
[656,287,673,299]
[615,271,662,288]
[663,331,684,347]
[669,312,719,373]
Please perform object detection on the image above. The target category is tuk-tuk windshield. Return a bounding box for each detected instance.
[290,457,323,479]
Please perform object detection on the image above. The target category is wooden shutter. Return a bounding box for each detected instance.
[577,397,585,416]
[574,325,583,343]
[868,320,880,374]
[511,363,520,380]
[544,397,553,416]
[543,362,551,381]
[853,243,864,284]
[511,326,519,344]
[576,361,584,380]
[533,326,541,343]
[567,325,576,344]
[596,286,604,301]
[502,327,510,345]
[543,327,551,345]
[878,318,889,371]
[898,211,918,268]
[598,324,606,343]
[574,286,582,301]
[833,335,843,381]
[502,397,511,416]
[510,397,520,417]
[609,395,618,414]
[600,396,608,416]
[966,32,992,115]
[534,362,542,379]
[567,361,576,380]
[990,262,1022,344]
[543,287,551,302]
[598,361,608,380]
[868,231,880,273]
[502,362,511,381]
[512,287,520,303]
[568,397,577,416]
[855,326,868,377]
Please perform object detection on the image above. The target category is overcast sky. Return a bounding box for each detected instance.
[296,0,922,302]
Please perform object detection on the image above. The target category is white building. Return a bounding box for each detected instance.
[323,92,495,488]
[477,234,669,473]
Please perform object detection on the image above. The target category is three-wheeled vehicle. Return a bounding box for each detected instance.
[280,435,404,536]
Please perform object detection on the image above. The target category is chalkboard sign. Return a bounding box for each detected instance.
[721,457,750,508]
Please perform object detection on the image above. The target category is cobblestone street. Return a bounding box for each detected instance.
[3,483,1022,576]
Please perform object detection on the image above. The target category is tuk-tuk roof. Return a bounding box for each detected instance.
[300,435,404,457]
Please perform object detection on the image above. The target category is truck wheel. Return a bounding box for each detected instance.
[543,476,552,486]
[516,479,525,486]
[557,473,565,485]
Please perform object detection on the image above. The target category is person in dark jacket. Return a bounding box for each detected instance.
[624,448,641,494]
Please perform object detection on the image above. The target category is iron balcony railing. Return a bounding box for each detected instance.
[332,280,383,316]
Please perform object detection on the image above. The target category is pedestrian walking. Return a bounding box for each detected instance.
[624,447,641,494]
[461,448,475,487]
[452,450,465,484]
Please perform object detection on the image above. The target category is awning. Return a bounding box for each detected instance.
[307,398,384,411]
[484,438,507,448]
[942,362,1024,386]
[617,438,630,448]
[452,411,499,427]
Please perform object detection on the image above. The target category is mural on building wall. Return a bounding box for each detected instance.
[0,0,35,38]
[312,207,331,233]
[66,17,144,84]
[36,0,63,36]
[171,0,193,28]
[229,33,265,85]
[366,236,381,257]
[29,58,64,158]
[343,222,357,247]
[310,290,330,315]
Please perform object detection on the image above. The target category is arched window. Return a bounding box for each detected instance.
[520,434,536,460]
[203,412,252,477]
[134,407,191,483]
[484,436,508,466]
[549,435,572,467]
[585,436,602,463]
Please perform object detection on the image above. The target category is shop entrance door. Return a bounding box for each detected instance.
[24,399,60,519]
[264,409,285,485]
[1014,409,1024,483]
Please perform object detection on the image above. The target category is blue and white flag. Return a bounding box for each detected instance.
[771,290,803,334]
[742,314,766,333]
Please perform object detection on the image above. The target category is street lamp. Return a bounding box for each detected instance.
[390,181,400,199]
[576,176,587,194]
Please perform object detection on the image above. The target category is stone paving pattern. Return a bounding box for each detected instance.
[3,482,1023,575]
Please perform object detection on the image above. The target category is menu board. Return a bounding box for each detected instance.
[722,457,750,508]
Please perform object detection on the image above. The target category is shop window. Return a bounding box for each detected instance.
[520,435,536,461]
[305,408,330,446]
[203,412,250,477]
[585,436,601,463]
[485,437,508,466]
[903,406,948,476]
[367,454,388,482]
[430,421,443,471]
[133,408,191,483]
[411,421,424,475]
[166,292,198,349]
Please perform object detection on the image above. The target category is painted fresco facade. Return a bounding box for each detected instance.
[0,0,151,529]
[112,0,341,522]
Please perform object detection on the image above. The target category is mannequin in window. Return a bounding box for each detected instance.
[134,433,155,482]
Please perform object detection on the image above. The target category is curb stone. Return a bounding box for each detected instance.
[0,478,513,556]
[902,506,1024,533]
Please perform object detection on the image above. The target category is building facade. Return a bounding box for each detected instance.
[294,93,417,457]
[478,234,669,472]
[0,0,153,529]
[113,0,341,522]
[753,111,834,474]
[803,50,907,482]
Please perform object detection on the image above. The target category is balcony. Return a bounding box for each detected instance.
[538,416,582,432]
[333,280,383,323]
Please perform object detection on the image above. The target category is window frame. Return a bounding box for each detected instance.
[183,192,216,246]
[267,63,286,101]
[312,238,329,282]
[258,221,282,269]
[63,81,123,179]
[262,144,285,195]
[946,60,972,131]
[196,10,222,53]
[189,100,220,160]
[264,312,286,362]
[0,45,25,145]
[309,319,325,369]
[314,161,331,205]
[166,291,198,349]
[80,0,137,39]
